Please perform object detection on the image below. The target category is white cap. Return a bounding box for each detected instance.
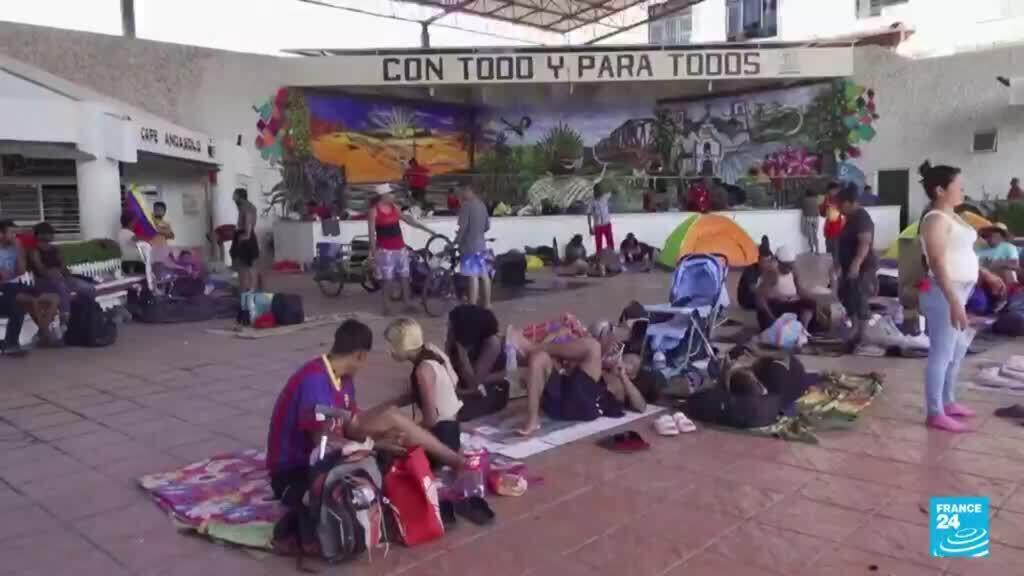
[775,245,796,263]
[374,183,393,196]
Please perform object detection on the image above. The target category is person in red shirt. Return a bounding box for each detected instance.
[446,187,461,212]
[685,179,711,213]
[403,158,431,210]
[1008,177,1022,201]
[819,181,845,270]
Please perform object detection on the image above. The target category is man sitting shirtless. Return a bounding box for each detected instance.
[507,328,648,436]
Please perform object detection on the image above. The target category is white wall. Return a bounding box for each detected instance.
[274,206,902,265]
[851,46,1024,220]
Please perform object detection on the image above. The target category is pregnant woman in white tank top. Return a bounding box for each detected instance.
[917,161,977,433]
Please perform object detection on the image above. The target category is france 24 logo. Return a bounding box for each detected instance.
[929,497,990,558]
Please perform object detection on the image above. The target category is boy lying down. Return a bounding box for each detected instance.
[266,319,463,504]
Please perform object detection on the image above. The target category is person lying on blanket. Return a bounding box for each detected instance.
[266,319,463,503]
[506,328,650,436]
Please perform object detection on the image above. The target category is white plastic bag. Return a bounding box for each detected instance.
[757,312,808,351]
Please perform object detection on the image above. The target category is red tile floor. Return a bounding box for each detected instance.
[2,270,1024,575]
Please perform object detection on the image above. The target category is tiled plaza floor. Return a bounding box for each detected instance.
[2,270,1024,575]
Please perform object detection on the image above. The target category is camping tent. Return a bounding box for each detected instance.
[883,212,991,259]
[658,213,759,268]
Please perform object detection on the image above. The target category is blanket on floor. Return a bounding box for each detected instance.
[139,449,281,550]
[735,371,884,443]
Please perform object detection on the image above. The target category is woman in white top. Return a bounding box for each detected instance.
[385,318,465,456]
[918,161,979,433]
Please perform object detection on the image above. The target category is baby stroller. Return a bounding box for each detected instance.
[644,253,729,377]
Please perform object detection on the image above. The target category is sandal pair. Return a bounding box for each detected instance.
[653,412,697,436]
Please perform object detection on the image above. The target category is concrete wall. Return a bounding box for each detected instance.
[851,46,1024,220]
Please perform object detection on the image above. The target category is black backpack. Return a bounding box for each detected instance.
[272,293,305,326]
[495,252,527,286]
[65,296,118,347]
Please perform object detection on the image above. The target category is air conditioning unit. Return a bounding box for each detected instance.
[972,130,998,153]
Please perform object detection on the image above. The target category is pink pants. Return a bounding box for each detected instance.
[593,224,614,253]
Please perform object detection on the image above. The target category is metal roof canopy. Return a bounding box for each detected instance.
[299,0,707,45]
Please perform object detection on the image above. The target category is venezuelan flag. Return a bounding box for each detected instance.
[123,185,159,241]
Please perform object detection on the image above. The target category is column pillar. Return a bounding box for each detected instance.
[75,157,121,240]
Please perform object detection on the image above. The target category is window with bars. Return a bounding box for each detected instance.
[648,3,694,45]
[857,0,909,19]
[0,184,80,237]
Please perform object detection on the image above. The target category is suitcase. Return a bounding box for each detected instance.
[271,293,304,326]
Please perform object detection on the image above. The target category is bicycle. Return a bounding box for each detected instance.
[415,234,495,317]
[313,236,380,298]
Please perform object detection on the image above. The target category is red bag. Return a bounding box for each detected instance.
[382,447,444,546]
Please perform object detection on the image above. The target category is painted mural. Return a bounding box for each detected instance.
[475,103,653,210]
[303,92,473,184]
[252,79,879,213]
[658,83,833,184]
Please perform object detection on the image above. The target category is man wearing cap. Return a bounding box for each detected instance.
[367,183,435,314]
[754,245,819,331]
[977,222,1020,286]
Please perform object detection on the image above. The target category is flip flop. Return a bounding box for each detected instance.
[453,496,495,526]
[597,430,650,453]
[653,414,680,436]
[671,412,697,433]
[994,404,1024,419]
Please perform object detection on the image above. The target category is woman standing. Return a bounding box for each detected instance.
[367,183,434,315]
[918,161,977,433]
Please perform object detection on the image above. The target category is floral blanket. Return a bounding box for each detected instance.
[740,371,884,443]
[138,449,282,549]
[521,313,589,344]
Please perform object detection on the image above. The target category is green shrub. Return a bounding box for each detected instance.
[57,239,122,266]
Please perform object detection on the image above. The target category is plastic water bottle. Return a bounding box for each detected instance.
[653,351,667,371]
[460,448,487,499]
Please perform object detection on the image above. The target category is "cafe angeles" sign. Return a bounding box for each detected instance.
[309,46,853,86]
[137,122,214,162]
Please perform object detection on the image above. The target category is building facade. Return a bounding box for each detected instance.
[654,0,1024,57]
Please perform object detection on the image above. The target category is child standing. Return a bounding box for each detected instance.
[588,183,613,253]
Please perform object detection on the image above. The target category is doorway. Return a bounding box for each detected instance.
[878,169,910,229]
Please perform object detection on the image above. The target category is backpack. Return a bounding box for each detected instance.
[271,293,305,326]
[273,454,388,566]
[495,252,527,286]
[756,313,808,351]
[65,296,118,347]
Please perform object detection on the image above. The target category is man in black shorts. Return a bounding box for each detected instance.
[836,183,877,351]
[230,188,260,291]
[507,328,648,436]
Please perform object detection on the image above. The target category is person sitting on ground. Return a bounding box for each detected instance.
[446,305,510,418]
[754,245,820,332]
[0,220,60,354]
[266,320,463,502]
[619,233,655,268]
[385,318,465,457]
[558,234,589,276]
[507,327,649,436]
[28,222,95,325]
[977,223,1020,286]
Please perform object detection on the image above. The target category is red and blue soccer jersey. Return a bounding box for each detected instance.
[266,355,357,474]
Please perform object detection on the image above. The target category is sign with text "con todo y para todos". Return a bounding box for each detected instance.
[318,47,852,86]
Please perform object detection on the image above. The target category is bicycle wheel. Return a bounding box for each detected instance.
[421,268,457,317]
[361,269,380,293]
